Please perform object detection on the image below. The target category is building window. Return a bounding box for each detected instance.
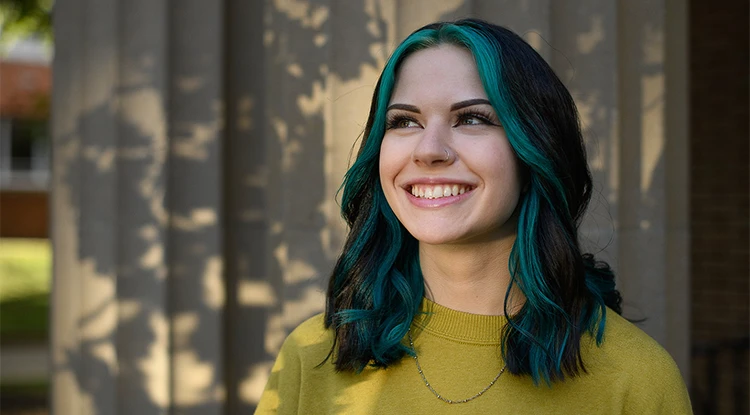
[0,118,50,190]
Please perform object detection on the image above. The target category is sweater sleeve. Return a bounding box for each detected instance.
[254,333,303,415]
[622,348,693,415]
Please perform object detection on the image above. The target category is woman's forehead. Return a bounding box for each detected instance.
[389,44,488,105]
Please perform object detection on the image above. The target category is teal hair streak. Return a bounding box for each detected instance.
[330,189,423,368]
[436,22,618,385]
[420,23,592,385]
[330,30,443,367]
[469,30,609,384]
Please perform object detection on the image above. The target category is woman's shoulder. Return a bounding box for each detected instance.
[287,312,329,341]
[599,309,680,372]
[588,309,692,411]
[256,313,336,414]
[278,313,334,362]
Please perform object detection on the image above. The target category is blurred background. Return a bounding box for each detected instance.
[0,0,746,414]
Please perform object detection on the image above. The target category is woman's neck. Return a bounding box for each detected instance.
[418,237,523,316]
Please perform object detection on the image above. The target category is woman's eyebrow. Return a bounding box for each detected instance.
[386,103,420,113]
[450,98,492,111]
[386,99,491,113]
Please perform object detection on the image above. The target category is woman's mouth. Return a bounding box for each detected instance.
[405,184,475,207]
[409,184,472,199]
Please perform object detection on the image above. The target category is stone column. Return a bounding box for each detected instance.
[546,0,690,376]
[78,0,119,413]
[51,0,86,413]
[116,1,171,414]
[168,1,225,414]
[52,0,223,413]
[223,1,271,412]
[663,0,690,380]
[616,0,690,377]
[549,0,619,267]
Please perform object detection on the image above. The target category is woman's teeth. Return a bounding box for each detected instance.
[410,184,468,199]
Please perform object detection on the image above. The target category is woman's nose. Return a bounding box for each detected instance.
[411,125,455,166]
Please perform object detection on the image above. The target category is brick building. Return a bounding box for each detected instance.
[0,41,51,239]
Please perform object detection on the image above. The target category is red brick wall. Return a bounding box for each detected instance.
[0,191,48,238]
[689,0,749,414]
[0,61,50,120]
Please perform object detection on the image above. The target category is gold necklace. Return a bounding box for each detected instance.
[407,330,506,404]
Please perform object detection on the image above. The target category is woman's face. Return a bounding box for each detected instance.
[379,44,523,246]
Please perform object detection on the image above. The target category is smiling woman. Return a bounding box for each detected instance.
[255,19,692,415]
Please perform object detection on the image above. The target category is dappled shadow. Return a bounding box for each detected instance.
[231,0,393,412]
[51,1,684,413]
[54,92,171,414]
[544,3,668,325]
[52,0,397,414]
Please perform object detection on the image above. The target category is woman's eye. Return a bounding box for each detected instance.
[397,119,419,128]
[456,114,489,126]
[387,116,420,129]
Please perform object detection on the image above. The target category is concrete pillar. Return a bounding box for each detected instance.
[614,0,690,377]
[618,0,668,338]
[116,1,171,413]
[547,0,690,377]
[224,1,271,412]
[393,0,471,40]
[51,0,85,413]
[663,0,690,380]
[263,0,332,347]
[474,0,552,60]
[78,0,119,413]
[549,0,619,267]
[168,1,225,414]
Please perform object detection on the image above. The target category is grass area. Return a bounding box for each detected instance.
[0,239,50,344]
[0,381,48,400]
[1,380,49,413]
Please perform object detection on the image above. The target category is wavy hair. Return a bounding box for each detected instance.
[324,18,622,385]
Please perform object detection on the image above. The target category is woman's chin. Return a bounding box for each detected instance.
[406,224,515,247]
[406,229,471,246]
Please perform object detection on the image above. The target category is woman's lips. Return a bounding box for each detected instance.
[404,186,474,208]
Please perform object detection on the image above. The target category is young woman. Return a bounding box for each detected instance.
[256,19,692,414]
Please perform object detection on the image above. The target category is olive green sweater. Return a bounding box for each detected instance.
[256,299,692,414]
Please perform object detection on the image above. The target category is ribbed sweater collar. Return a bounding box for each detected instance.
[411,297,508,345]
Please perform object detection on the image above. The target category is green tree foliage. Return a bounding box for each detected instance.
[0,0,53,45]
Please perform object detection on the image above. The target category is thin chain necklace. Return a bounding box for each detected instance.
[407,329,506,404]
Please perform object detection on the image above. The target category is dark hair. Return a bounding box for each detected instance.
[324,18,622,385]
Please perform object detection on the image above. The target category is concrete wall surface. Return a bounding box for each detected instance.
[50,1,691,413]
